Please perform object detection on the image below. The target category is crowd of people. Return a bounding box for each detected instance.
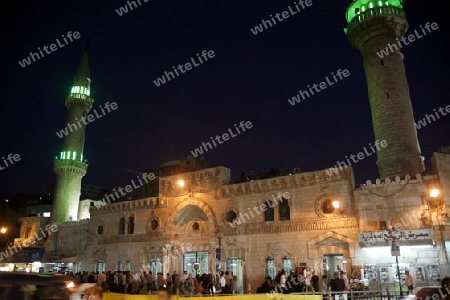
[255,270,350,294]
[67,269,239,296]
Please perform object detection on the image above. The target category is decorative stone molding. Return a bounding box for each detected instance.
[307,231,354,259]
[165,196,218,231]
[224,218,358,236]
[160,167,231,196]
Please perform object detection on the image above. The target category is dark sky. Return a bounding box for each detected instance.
[0,0,449,195]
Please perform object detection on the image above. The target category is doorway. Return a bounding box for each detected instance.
[323,254,347,281]
[226,258,243,294]
[149,259,162,275]
[184,252,209,275]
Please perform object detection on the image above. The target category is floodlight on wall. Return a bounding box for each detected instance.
[429,189,440,198]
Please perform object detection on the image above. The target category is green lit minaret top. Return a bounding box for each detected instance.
[345,0,403,23]
[54,40,94,164]
[344,0,404,34]
[69,39,92,99]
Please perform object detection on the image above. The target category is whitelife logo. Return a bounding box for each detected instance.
[0,224,59,261]
[115,0,148,16]
[55,102,118,139]
[190,121,253,157]
[376,22,439,59]
[0,154,21,171]
[153,50,215,87]
[94,172,156,208]
[250,0,313,35]
[228,192,290,228]
[414,105,450,130]
[287,69,350,106]
[18,31,81,68]
[325,140,388,176]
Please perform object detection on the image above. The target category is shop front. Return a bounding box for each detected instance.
[0,248,44,273]
[356,228,449,291]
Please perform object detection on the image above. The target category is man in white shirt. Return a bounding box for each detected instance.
[279,270,287,293]
[219,271,226,294]
[181,271,188,283]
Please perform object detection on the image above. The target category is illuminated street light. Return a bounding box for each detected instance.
[429,189,440,198]
[332,200,340,209]
[0,227,7,234]
[177,180,185,187]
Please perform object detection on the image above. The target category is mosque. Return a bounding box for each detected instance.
[2,0,449,293]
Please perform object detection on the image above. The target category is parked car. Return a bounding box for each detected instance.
[0,272,76,300]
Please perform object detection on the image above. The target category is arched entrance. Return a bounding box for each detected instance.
[165,197,218,275]
[308,231,354,280]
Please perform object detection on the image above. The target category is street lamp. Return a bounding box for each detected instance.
[332,200,340,209]
[0,227,7,234]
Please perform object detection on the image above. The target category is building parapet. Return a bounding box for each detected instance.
[90,197,165,215]
[59,219,90,226]
[217,168,352,199]
[359,174,424,191]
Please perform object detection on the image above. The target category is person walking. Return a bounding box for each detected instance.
[231,276,238,295]
[219,271,226,294]
[329,272,345,292]
[404,270,414,294]
[206,271,214,296]
[311,271,319,292]
[341,271,349,291]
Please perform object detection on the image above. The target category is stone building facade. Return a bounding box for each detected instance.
[38,149,449,292]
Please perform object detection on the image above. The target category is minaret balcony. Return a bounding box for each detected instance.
[345,3,405,34]
[54,158,88,169]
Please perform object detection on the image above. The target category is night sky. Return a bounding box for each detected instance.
[0,0,448,195]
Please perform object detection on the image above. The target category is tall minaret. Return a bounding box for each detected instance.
[52,41,93,224]
[345,0,425,179]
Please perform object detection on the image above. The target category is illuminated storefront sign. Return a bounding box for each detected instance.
[359,229,433,247]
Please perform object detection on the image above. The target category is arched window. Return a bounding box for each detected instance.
[264,200,274,222]
[128,216,135,234]
[119,218,125,234]
[279,198,290,221]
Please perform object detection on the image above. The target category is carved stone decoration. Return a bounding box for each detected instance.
[269,243,285,256]
[315,194,338,218]
[147,217,160,232]
[119,250,128,260]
